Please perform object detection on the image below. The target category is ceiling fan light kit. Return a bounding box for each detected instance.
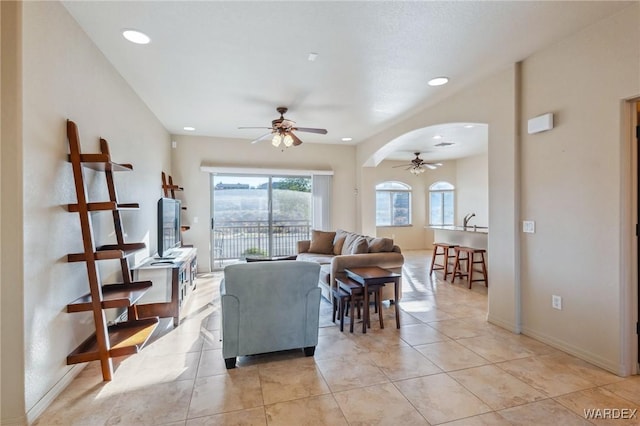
[393,152,442,175]
[239,106,327,148]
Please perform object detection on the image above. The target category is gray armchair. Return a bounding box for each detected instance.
[220,260,322,369]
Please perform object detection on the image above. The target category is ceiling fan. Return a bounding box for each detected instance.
[393,152,442,174]
[238,106,328,148]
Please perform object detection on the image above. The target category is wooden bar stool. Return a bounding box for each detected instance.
[451,246,488,289]
[429,243,459,280]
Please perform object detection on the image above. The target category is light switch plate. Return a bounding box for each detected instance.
[552,295,562,310]
[523,220,535,233]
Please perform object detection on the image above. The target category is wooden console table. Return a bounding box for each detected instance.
[132,247,197,326]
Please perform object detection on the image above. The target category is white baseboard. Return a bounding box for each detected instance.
[521,325,625,376]
[26,364,86,425]
[487,314,520,334]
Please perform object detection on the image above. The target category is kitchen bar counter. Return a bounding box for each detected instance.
[430,225,488,234]
[429,226,488,250]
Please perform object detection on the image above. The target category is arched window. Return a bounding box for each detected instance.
[429,181,455,225]
[376,181,412,226]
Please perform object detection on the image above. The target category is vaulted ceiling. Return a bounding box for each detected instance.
[63,1,631,162]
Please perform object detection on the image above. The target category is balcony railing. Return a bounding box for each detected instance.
[213,220,311,260]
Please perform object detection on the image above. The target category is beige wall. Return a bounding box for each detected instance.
[519,6,639,374]
[170,135,356,271]
[2,2,639,423]
[358,3,640,374]
[1,1,26,424]
[456,153,489,228]
[15,1,171,421]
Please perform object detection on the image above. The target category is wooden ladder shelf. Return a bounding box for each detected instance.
[65,120,158,381]
[161,171,190,232]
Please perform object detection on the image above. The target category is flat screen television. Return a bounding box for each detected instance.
[157,197,181,258]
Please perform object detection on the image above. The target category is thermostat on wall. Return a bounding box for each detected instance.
[527,113,554,134]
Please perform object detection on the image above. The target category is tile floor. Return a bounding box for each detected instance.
[35,250,640,425]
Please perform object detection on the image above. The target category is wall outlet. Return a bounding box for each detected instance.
[523,220,535,233]
[552,295,562,310]
[193,216,198,224]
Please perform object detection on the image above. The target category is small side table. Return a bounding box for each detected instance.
[334,277,364,333]
[346,267,402,332]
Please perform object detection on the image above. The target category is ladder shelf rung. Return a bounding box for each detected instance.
[67,281,153,313]
[67,243,146,262]
[68,153,133,171]
[67,202,139,212]
[66,317,159,365]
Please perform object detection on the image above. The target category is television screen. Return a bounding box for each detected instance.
[157,197,181,258]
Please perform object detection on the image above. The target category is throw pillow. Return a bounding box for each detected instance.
[309,230,336,254]
[368,237,394,253]
[341,232,360,255]
[333,229,348,255]
[351,236,369,254]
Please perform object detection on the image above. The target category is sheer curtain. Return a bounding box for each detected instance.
[312,174,332,231]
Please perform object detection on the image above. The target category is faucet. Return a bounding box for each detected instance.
[463,213,476,228]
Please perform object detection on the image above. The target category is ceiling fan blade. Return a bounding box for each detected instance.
[238,126,273,130]
[250,132,274,144]
[425,162,443,169]
[289,132,303,146]
[392,164,412,168]
[293,127,328,135]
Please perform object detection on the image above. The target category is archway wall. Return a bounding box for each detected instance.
[356,65,519,331]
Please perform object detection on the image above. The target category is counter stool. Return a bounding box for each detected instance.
[429,243,459,280]
[451,246,488,289]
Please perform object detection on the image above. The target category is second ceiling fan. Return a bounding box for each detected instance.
[238,106,328,148]
[393,152,442,174]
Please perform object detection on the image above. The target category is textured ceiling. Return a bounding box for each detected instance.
[63,1,631,162]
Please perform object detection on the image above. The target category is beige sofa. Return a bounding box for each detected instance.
[296,229,404,303]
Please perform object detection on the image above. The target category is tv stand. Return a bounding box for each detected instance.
[132,247,197,326]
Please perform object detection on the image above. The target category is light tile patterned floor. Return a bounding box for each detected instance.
[34,250,640,425]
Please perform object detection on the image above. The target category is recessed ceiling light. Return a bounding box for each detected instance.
[464,124,474,128]
[341,137,352,142]
[308,52,319,62]
[122,29,151,45]
[428,77,449,87]
[433,135,443,139]
[183,126,195,131]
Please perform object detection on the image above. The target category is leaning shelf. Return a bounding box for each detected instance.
[64,119,158,381]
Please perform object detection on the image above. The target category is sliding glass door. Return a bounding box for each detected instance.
[211,174,312,267]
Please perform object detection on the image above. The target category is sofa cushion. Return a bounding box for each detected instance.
[309,230,335,254]
[333,229,348,255]
[341,232,360,255]
[351,236,369,254]
[296,252,334,265]
[368,237,395,253]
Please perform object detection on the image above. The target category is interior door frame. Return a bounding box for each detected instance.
[626,98,640,375]
[633,99,640,372]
